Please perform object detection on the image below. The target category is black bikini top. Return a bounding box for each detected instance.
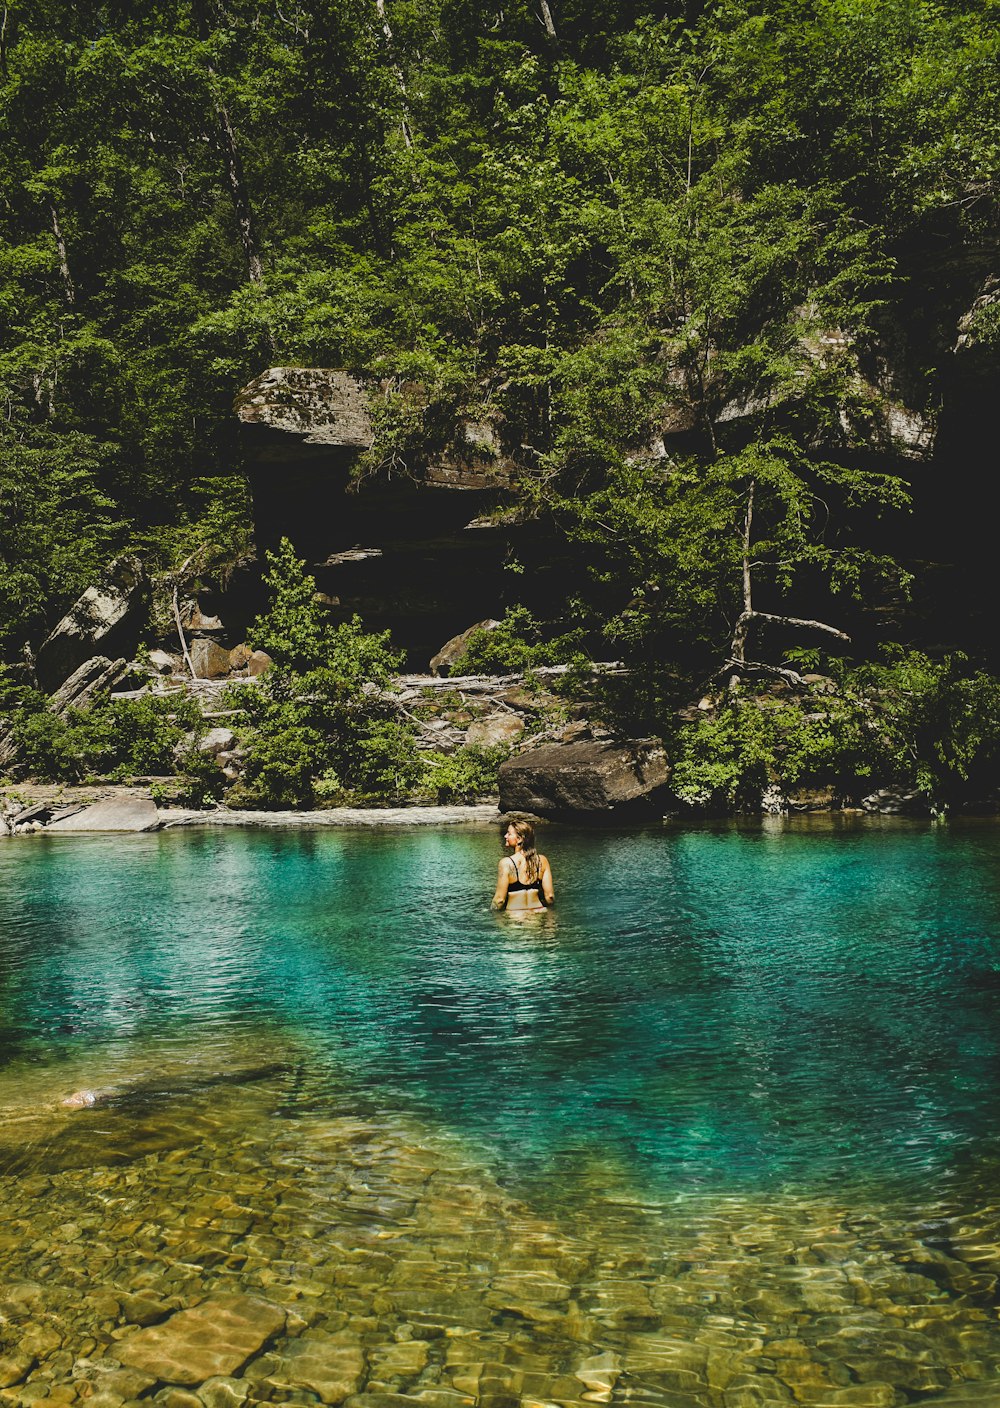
[506,858,543,892]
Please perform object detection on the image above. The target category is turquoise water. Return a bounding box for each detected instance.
[3,817,1000,1202]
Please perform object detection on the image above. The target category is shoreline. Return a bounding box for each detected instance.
[6,781,1000,836]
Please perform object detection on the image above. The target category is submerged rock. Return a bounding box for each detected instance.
[269,1334,365,1403]
[116,1294,286,1385]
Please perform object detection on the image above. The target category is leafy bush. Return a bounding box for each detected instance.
[8,690,205,783]
[224,541,419,807]
[449,606,584,676]
[418,745,510,803]
[671,691,868,810]
[247,537,339,673]
[671,650,1000,812]
[845,650,1000,801]
[227,667,423,808]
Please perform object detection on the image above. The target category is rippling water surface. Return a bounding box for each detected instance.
[3,818,1000,1407]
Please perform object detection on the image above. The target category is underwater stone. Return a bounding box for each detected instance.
[196,1377,250,1408]
[268,1336,366,1404]
[116,1295,285,1385]
[0,1350,35,1388]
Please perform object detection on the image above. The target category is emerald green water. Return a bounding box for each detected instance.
[3,819,1000,1200]
[4,819,1000,1407]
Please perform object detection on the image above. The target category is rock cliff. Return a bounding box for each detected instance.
[227,368,539,665]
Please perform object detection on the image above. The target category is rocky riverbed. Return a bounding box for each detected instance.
[2,1044,1000,1408]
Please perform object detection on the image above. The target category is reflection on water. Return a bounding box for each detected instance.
[2,820,1000,1405]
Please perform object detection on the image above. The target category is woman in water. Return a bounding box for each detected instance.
[492,817,555,913]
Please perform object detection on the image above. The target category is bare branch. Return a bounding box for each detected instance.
[746,610,850,641]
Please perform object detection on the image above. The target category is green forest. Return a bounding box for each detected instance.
[1,0,999,812]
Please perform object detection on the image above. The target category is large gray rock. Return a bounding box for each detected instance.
[173,727,236,764]
[235,367,373,448]
[190,637,232,679]
[46,796,161,832]
[499,738,670,818]
[49,655,127,717]
[0,729,19,772]
[36,556,146,692]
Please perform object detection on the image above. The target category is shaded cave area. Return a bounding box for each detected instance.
[201,341,999,676]
[216,369,568,671]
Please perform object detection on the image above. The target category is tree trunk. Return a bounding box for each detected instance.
[0,6,11,79]
[213,95,264,284]
[50,202,76,305]
[374,0,414,150]
[192,1,266,289]
[538,0,558,42]
[726,480,754,686]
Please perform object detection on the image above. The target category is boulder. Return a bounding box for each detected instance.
[235,367,374,448]
[9,801,86,831]
[0,730,19,772]
[36,556,146,692]
[430,619,501,676]
[174,727,236,763]
[49,655,128,717]
[182,600,225,633]
[861,787,926,815]
[498,738,670,818]
[248,649,273,676]
[200,727,237,757]
[46,796,161,832]
[229,643,252,670]
[148,648,179,674]
[465,713,524,748]
[190,638,232,679]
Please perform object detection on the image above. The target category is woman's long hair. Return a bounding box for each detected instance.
[508,817,540,883]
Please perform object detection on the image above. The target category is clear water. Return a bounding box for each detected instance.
[5,818,1000,1406]
[4,819,1000,1201]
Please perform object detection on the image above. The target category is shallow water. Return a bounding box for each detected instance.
[3,819,1000,1406]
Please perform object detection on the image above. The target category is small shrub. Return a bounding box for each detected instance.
[248,537,339,672]
[9,690,205,783]
[449,605,584,676]
[419,745,510,803]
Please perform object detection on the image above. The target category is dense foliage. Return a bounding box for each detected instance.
[1,679,206,784]
[2,0,998,803]
[671,652,1000,811]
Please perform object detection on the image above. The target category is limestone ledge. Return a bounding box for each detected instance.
[158,804,502,828]
[0,787,503,837]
